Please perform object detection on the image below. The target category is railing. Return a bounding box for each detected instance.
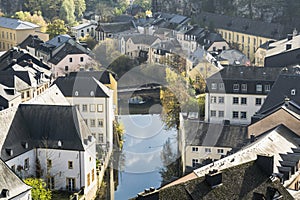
[69,188,84,200]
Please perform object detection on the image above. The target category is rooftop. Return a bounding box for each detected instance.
[0,17,39,30]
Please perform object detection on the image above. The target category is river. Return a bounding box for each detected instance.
[114,114,177,200]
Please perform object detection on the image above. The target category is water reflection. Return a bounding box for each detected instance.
[114,114,177,200]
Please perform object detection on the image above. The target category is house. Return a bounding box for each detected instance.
[95,22,135,41]
[53,73,115,160]
[120,34,161,60]
[199,32,230,52]
[263,31,300,68]
[71,21,98,39]
[47,39,95,78]
[66,71,118,115]
[18,34,45,56]
[179,114,248,174]
[254,40,276,67]
[197,12,288,62]
[1,104,97,199]
[0,157,31,200]
[0,48,52,103]
[176,25,204,54]
[0,17,49,51]
[135,124,300,199]
[205,66,282,124]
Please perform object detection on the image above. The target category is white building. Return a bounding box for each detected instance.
[179,114,247,174]
[53,73,114,158]
[1,104,97,200]
[205,66,282,124]
[71,21,98,39]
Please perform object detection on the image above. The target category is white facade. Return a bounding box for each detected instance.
[71,22,97,39]
[66,91,114,156]
[206,41,230,52]
[5,139,97,198]
[185,145,232,168]
[205,93,266,124]
[51,54,96,78]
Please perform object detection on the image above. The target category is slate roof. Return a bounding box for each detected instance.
[257,66,300,114]
[159,160,293,200]
[1,104,91,161]
[197,12,288,40]
[0,17,39,30]
[0,48,50,71]
[95,22,134,33]
[45,34,72,48]
[53,75,110,98]
[71,22,96,30]
[0,158,31,198]
[125,34,160,46]
[206,66,282,94]
[112,15,134,23]
[183,119,248,149]
[217,49,250,66]
[48,41,92,65]
[18,34,45,50]
[68,70,117,84]
[199,32,227,50]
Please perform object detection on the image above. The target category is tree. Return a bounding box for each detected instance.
[79,35,97,49]
[159,138,179,186]
[74,0,86,19]
[23,178,52,200]
[47,19,68,39]
[59,0,76,25]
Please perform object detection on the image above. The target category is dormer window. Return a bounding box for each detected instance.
[233,84,239,92]
[211,83,217,90]
[291,89,296,96]
[256,84,262,92]
[58,140,62,148]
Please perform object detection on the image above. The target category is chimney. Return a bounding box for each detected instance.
[1,189,9,198]
[256,154,274,176]
[250,134,255,143]
[287,34,293,41]
[205,170,222,188]
[58,36,61,43]
[286,43,292,50]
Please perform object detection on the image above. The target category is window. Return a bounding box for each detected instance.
[232,111,239,119]
[82,104,88,112]
[218,97,224,104]
[219,83,224,90]
[68,161,73,169]
[80,57,84,62]
[192,159,199,167]
[217,149,224,154]
[69,58,73,62]
[192,147,198,152]
[92,169,95,182]
[233,97,239,104]
[195,76,200,83]
[240,111,247,119]
[236,34,239,42]
[21,92,24,99]
[210,96,217,103]
[229,33,231,40]
[218,111,224,118]
[90,104,95,112]
[90,119,96,127]
[254,38,256,45]
[87,173,90,186]
[291,89,296,96]
[205,148,211,153]
[47,159,52,168]
[97,104,103,112]
[211,110,217,117]
[83,119,88,125]
[233,84,239,91]
[265,84,271,92]
[241,97,247,105]
[26,91,30,98]
[242,36,244,43]
[256,84,262,92]
[24,158,29,170]
[248,37,250,44]
[10,33,12,40]
[98,119,104,127]
[98,133,103,143]
[66,178,75,191]
[47,177,55,189]
[255,98,262,105]
[211,83,217,90]
[241,84,247,92]
[65,66,68,71]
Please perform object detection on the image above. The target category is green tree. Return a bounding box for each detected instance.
[47,19,68,38]
[23,178,52,200]
[59,0,76,25]
[74,0,86,19]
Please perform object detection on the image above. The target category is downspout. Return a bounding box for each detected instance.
[106,97,109,154]
[79,151,82,190]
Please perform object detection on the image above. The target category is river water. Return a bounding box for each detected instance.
[114,114,177,200]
